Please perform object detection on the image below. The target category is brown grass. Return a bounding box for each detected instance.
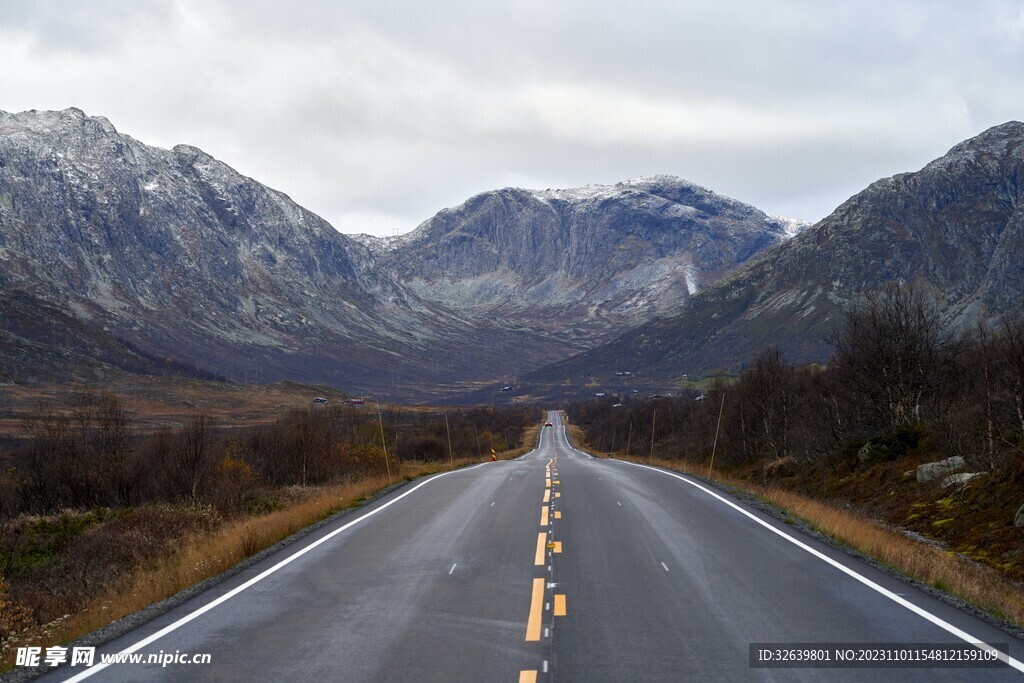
[614,455,1024,627]
[505,424,540,459]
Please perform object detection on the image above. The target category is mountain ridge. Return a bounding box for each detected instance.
[1,107,799,398]
[362,174,807,343]
[521,120,1024,393]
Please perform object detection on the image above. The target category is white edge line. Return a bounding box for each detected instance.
[614,460,1024,673]
[64,462,490,681]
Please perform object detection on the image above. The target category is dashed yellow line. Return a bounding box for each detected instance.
[543,489,550,503]
[555,492,561,498]
[540,506,549,527]
[545,478,551,488]
[534,532,546,566]
[554,594,566,617]
[552,541,562,554]
[525,578,545,641]
[519,671,537,683]
[554,511,562,519]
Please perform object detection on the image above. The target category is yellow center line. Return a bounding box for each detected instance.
[519,671,537,683]
[534,532,546,565]
[554,594,567,617]
[543,489,550,503]
[545,478,551,488]
[525,578,545,641]
[540,506,549,527]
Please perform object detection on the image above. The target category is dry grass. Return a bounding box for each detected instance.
[615,455,1024,627]
[1,452,507,669]
[565,423,612,456]
[504,424,541,459]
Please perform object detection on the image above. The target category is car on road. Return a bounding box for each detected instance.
[544,421,553,427]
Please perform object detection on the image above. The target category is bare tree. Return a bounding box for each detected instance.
[173,415,214,501]
[742,346,793,461]
[1002,318,1024,444]
[832,284,958,431]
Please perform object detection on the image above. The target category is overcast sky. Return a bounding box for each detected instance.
[2,1,1022,236]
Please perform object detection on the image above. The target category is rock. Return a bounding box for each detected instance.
[940,471,987,489]
[857,441,877,463]
[1016,504,1024,527]
[916,456,966,483]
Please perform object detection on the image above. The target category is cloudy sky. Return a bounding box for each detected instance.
[2,1,1022,236]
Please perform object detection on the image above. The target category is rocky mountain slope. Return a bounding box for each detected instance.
[363,177,804,344]
[0,108,565,396]
[0,108,801,398]
[525,121,1024,391]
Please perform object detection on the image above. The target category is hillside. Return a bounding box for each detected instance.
[524,121,1024,391]
[1,109,799,399]
[363,176,804,343]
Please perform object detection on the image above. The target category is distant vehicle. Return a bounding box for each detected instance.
[347,398,365,405]
[500,386,513,392]
[312,397,328,404]
[544,421,553,427]
[595,392,607,398]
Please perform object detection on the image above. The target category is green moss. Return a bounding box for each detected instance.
[0,509,114,576]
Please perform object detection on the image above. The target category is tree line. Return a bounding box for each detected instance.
[570,285,1024,478]
[1,399,539,517]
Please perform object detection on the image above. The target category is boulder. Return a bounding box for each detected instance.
[916,456,966,483]
[940,472,987,489]
[1015,504,1024,527]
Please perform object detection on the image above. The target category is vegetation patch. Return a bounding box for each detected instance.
[571,284,1024,627]
[0,396,539,669]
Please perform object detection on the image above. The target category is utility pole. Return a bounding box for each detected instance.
[376,402,393,485]
[626,421,632,457]
[445,413,455,469]
[649,409,657,459]
[707,393,725,478]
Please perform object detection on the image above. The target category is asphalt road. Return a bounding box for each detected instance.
[33,411,1024,682]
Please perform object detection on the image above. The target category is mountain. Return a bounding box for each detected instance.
[0,108,563,396]
[524,121,1024,391]
[1,108,803,398]
[362,177,805,346]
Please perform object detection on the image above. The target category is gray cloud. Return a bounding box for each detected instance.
[2,0,1022,235]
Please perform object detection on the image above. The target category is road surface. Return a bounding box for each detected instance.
[34,411,1024,681]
